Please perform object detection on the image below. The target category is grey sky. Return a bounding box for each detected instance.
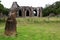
[1,0,60,8]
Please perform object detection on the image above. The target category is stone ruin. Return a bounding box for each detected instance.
[4,1,43,36]
[5,12,17,36]
[4,4,17,36]
[10,2,43,17]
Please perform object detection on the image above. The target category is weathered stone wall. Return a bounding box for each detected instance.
[10,2,43,17]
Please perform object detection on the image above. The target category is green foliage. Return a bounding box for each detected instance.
[3,8,9,15]
[0,3,4,13]
[43,1,60,16]
[0,0,9,15]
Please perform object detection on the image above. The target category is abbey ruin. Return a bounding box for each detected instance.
[10,2,43,17]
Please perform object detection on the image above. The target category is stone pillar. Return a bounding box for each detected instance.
[32,8,34,17]
[5,11,17,36]
[37,8,39,17]
[22,8,26,17]
[31,7,34,17]
[24,8,27,17]
[39,7,42,17]
[29,7,33,17]
[29,10,31,17]
[24,10,26,17]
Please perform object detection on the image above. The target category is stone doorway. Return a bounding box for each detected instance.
[19,10,22,17]
[33,10,37,16]
[26,10,29,16]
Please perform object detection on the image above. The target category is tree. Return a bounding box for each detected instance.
[3,8,9,16]
[0,0,9,16]
[0,2,4,13]
[43,1,60,16]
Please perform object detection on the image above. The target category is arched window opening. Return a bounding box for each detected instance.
[33,10,37,16]
[26,10,29,16]
[19,10,22,16]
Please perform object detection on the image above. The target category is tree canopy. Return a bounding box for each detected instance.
[43,1,60,16]
[0,1,4,13]
[0,0,9,15]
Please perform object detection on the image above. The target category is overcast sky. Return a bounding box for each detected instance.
[1,0,60,8]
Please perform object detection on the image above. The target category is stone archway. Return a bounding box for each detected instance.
[33,10,37,16]
[19,10,22,17]
[26,10,29,16]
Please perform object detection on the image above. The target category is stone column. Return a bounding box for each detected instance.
[29,7,33,17]
[22,8,26,17]
[31,7,34,17]
[37,8,39,17]
[24,10,26,17]
[5,11,17,36]
[29,10,31,17]
[39,7,42,17]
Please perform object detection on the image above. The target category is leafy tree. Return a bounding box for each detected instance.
[43,1,60,16]
[3,7,9,16]
[0,0,9,16]
[0,1,4,13]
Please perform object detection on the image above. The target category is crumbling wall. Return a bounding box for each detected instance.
[10,2,43,17]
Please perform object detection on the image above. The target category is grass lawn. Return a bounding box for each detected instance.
[0,17,60,40]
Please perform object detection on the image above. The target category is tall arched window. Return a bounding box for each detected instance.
[19,10,22,16]
[26,10,29,16]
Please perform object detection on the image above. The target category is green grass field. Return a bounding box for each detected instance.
[0,17,60,40]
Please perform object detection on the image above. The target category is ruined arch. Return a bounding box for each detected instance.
[19,9,22,17]
[33,9,37,16]
[26,10,29,16]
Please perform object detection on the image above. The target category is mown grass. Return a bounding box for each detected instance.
[0,17,60,40]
